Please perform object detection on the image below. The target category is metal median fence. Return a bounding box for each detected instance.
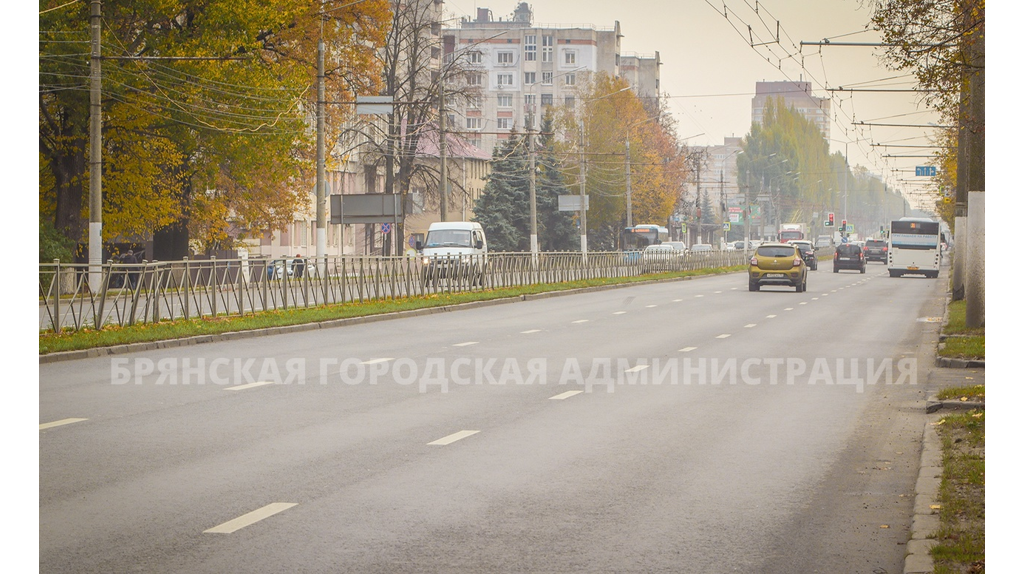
[39,250,749,333]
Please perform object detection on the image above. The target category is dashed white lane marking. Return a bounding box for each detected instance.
[822,293,829,297]
[612,311,627,315]
[453,341,478,347]
[714,290,723,294]
[39,418,87,430]
[799,302,808,305]
[646,305,658,308]
[695,295,704,298]
[428,430,480,446]
[550,390,583,400]
[812,297,819,300]
[624,365,649,373]
[784,308,794,311]
[716,334,731,339]
[204,503,297,534]
[362,358,393,365]
[744,324,756,328]
[673,299,683,302]
[730,288,738,290]
[572,319,589,324]
[679,347,697,352]
[766,314,777,318]
[521,329,542,334]
[225,381,276,392]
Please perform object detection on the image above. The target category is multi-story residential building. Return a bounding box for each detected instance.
[619,52,661,112]
[443,3,632,156]
[751,81,830,140]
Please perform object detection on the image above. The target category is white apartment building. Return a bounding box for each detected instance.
[751,80,831,141]
[443,3,636,156]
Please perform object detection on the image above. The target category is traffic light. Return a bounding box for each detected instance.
[840,219,847,232]
[826,212,835,227]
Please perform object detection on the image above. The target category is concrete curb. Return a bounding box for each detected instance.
[934,356,985,369]
[925,397,986,414]
[40,270,732,364]
[904,419,942,574]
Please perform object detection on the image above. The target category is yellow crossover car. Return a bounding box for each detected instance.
[748,242,808,292]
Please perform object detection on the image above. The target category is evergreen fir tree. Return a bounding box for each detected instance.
[473,133,530,251]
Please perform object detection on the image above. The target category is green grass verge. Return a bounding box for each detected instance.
[943,300,984,337]
[938,336,985,360]
[931,406,985,574]
[936,385,985,402]
[40,265,746,355]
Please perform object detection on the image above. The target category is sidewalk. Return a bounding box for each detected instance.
[904,286,985,574]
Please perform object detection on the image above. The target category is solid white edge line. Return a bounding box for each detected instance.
[39,418,87,430]
[204,503,298,534]
[224,381,276,392]
[549,390,583,400]
[428,430,480,446]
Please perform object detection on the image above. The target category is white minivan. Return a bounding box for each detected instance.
[416,221,488,285]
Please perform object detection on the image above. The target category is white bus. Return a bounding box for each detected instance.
[887,217,941,278]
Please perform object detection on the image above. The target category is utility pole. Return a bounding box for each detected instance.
[315,36,327,260]
[625,139,633,228]
[528,114,538,256]
[88,0,103,292]
[580,124,588,257]
[438,83,448,222]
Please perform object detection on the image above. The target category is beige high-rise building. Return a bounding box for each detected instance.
[751,81,830,140]
[443,3,660,156]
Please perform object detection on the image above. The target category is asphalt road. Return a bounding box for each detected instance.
[40,258,951,573]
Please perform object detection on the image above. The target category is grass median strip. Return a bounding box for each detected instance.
[930,400,985,573]
[40,266,746,355]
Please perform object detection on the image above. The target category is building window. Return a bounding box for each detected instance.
[564,50,576,65]
[524,71,536,85]
[467,72,482,86]
[524,94,536,106]
[524,35,537,61]
[541,93,553,106]
[497,94,512,107]
[565,73,576,86]
[542,35,553,62]
[497,51,514,65]
[466,117,482,130]
[467,94,481,108]
[497,73,513,87]
[468,51,482,64]
[542,71,553,85]
[565,95,576,107]
[497,117,512,130]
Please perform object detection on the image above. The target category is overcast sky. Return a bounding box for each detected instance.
[442,0,1002,211]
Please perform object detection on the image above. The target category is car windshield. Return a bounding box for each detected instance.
[838,244,860,255]
[756,246,794,257]
[424,229,472,247]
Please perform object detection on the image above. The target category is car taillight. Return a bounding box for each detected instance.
[793,258,802,266]
[750,256,758,266]
[883,246,888,252]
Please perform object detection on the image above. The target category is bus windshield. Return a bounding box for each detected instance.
[621,225,668,250]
